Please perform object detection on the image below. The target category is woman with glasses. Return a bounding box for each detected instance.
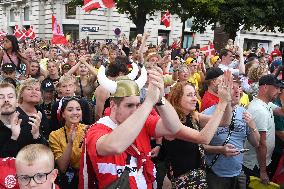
[49,97,87,189]
[16,144,59,189]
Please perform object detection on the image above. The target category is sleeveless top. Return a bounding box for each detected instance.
[2,51,19,67]
[164,115,206,178]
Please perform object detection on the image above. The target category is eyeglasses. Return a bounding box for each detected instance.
[16,169,54,186]
[35,52,42,55]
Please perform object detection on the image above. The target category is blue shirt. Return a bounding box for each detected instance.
[202,105,250,177]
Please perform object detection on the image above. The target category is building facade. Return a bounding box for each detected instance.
[0,0,283,52]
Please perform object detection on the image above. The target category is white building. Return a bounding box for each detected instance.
[0,0,283,52]
[0,0,214,48]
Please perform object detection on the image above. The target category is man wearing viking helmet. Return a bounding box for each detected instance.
[79,64,233,188]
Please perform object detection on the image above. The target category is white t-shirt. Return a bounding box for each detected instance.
[243,98,278,170]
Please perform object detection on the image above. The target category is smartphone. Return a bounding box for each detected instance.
[239,149,249,153]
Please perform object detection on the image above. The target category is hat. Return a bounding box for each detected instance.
[185,57,197,65]
[2,63,16,72]
[41,79,55,91]
[62,63,71,70]
[210,56,219,65]
[259,74,282,88]
[205,67,224,80]
[97,65,147,97]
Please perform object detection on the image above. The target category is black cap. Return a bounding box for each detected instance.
[2,63,16,72]
[41,79,55,92]
[205,67,224,80]
[259,74,282,88]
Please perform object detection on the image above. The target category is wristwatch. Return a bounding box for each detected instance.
[156,97,166,106]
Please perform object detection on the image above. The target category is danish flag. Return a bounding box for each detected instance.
[25,26,36,40]
[13,25,24,40]
[200,43,215,56]
[52,15,68,44]
[161,11,171,28]
[83,0,115,12]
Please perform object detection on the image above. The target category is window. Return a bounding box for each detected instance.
[10,9,15,22]
[24,6,30,21]
[65,3,76,19]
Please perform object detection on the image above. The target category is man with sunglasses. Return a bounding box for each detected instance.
[15,144,59,189]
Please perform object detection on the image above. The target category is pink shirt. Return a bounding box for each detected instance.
[2,52,19,67]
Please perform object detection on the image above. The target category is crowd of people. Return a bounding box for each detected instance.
[0,32,283,189]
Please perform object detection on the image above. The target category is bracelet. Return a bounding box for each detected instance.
[156,144,162,148]
[252,128,257,132]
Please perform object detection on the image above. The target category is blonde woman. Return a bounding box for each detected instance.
[17,78,49,143]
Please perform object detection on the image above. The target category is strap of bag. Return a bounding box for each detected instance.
[207,108,237,169]
[78,77,84,97]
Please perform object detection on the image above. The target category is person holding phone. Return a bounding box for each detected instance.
[202,76,260,189]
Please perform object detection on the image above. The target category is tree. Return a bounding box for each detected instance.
[166,0,221,47]
[192,0,284,41]
[69,0,169,34]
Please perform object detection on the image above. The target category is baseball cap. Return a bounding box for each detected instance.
[259,74,282,88]
[205,67,224,80]
[41,79,55,92]
[2,63,16,72]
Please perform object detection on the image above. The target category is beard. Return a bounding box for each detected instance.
[1,109,16,115]
[1,103,16,115]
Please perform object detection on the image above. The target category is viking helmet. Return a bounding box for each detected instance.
[98,63,147,97]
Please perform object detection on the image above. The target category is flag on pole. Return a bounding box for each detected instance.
[83,0,115,12]
[14,25,24,40]
[200,43,215,56]
[25,26,36,40]
[52,15,68,45]
[161,11,171,28]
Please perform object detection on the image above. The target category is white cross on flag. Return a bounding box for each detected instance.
[25,26,36,40]
[161,11,171,28]
[200,43,215,56]
[13,25,24,40]
[83,0,115,12]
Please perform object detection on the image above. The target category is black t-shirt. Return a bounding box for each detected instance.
[164,116,201,178]
[17,106,50,142]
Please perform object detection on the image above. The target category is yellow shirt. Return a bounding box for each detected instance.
[49,123,86,170]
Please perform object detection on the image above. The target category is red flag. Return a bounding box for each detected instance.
[25,26,36,40]
[52,15,68,45]
[83,0,115,12]
[13,25,24,39]
[200,44,215,56]
[161,11,171,27]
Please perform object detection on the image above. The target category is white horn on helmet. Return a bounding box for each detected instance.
[97,65,117,94]
[127,63,139,80]
[135,66,147,90]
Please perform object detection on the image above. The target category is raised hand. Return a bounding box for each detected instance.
[146,67,164,105]
[10,112,22,140]
[217,70,233,103]
[29,111,42,139]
